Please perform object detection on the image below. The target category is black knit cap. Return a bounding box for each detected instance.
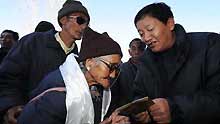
[34,21,55,32]
[58,0,90,27]
[79,27,123,62]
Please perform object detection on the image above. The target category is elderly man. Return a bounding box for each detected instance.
[17,27,130,124]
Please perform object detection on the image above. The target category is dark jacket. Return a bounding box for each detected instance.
[117,59,139,106]
[18,68,103,124]
[0,30,78,116]
[17,69,67,124]
[0,47,10,63]
[107,58,140,117]
[134,24,220,124]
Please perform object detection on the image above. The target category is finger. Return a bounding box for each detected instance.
[149,104,160,112]
[115,116,129,123]
[114,116,125,122]
[135,111,145,118]
[100,117,112,124]
[114,117,130,124]
[152,114,170,123]
[135,111,150,123]
[17,107,23,112]
[122,116,130,122]
[15,108,23,118]
[117,120,131,124]
[111,111,119,121]
[7,113,17,124]
[150,110,163,117]
[7,110,18,124]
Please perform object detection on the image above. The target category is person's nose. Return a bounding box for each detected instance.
[109,70,116,78]
[142,32,152,44]
[134,49,140,55]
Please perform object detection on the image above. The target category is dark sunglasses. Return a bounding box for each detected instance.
[99,59,120,74]
[99,59,121,87]
[68,16,88,25]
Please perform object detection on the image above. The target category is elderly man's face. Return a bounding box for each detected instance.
[136,15,175,52]
[87,54,121,89]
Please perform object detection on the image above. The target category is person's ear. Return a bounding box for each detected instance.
[167,18,175,31]
[128,49,132,56]
[85,58,95,71]
[60,16,68,27]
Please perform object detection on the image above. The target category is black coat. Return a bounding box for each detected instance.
[0,30,78,116]
[107,59,139,117]
[134,24,220,124]
[17,69,67,124]
[18,68,103,124]
[0,47,10,64]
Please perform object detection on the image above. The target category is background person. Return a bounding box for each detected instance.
[34,21,55,32]
[0,29,19,63]
[107,38,146,119]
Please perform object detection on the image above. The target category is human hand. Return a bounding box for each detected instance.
[149,98,171,124]
[101,111,130,124]
[135,111,151,123]
[3,105,24,124]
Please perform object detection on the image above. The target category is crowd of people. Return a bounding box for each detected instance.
[0,0,220,124]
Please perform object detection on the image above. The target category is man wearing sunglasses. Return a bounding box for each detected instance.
[0,0,90,123]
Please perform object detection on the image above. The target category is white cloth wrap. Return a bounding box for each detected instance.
[59,53,94,124]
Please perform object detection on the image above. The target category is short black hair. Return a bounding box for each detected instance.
[129,38,146,51]
[2,30,19,41]
[134,2,173,25]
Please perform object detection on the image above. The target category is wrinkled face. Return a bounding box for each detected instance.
[0,32,16,48]
[136,15,175,52]
[61,12,89,40]
[129,41,145,58]
[86,54,121,89]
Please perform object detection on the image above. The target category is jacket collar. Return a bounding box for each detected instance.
[169,24,191,81]
[45,30,78,55]
[44,30,61,48]
[141,24,191,84]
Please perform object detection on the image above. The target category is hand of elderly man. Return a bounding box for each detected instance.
[3,105,23,124]
[101,111,130,124]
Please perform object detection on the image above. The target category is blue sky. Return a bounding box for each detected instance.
[1,0,220,61]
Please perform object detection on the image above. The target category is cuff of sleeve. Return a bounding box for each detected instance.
[167,97,184,124]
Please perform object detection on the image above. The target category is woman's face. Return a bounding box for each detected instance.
[136,15,175,52]
[86,54,121,89]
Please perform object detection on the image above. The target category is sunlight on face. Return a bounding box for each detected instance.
[136,15,175,52]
